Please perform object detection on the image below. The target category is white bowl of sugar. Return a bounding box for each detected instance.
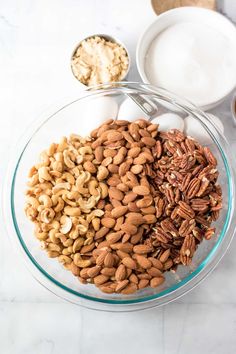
[136,7,236,110]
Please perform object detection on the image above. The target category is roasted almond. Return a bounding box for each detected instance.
[83,161,97,174]
[115,264,127,281]
[112,254,120,266]
[136,119,148,128]
[94,274,109,286]
[102,156,113,167]
[133,155,146,165]
[129,273,139,284]
[111,205,128,218]
[119,161,131,176]
[70,262,80,276]
[96,199,106,210]
[140,151,154,163]
[91,127,99,138]
[127,269,133,279]
[111,242,133,253]
[129,123,140,140]
[96,251,108,266]
[106,231,123,244]
[111,199,122,208]
[128,202,140,212]
[128,146,141,158]
[126,171,138,185]
[91,138,102,149]
[136,255,152,269]
[121,283,137,294]
[140,176,150,188]
[137,273,152,280]
[122,257,137,270]
[109,187,124,201]
[117,183,129,192]
[150,277,165,288]
[149,257,163,270]
[130,231,143,245]
[92,248,105,258]
[147,123,158,132]
[94,146,104,162]
[87,265,101,278]
[141,136,156,146]
[117,250,130,259]
[138,279,149,289]
[114,216,125,231]
[95,227,110,240]
[133,185,150,196]
[80,268,89,279]
[123,192,137,204]
[97,240,110,249]
[99,285,115,294]
[101,267,116,276]
[163,259,173,270]
[122,131,134,143]
[126,212,144,225]
[104,252,114,267]
[120,223,137,235]
[130,164,143,174]
[107,131,123,142]
[113,153,125,165]
[147,267,163,277]
[103,148,117,158]
[143,214,157,224]
[98,125,111,137]
[101,217,116,229]
[136,196,153,208]
[108,164,119,174]
[122,233,131,243]
[141,206,156,214]
[80,243,95,254]
[138,127,150,136]
[115,279,129,292]
[133,244,153,254]
[107,175,121,186]
[116,120,129,126]
[159,249,171,263]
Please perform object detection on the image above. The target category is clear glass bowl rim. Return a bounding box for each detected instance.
[4,82,236,309]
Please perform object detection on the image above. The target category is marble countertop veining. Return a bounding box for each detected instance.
[0,1,236,353]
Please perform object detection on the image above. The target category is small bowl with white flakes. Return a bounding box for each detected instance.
[71,34,130,86]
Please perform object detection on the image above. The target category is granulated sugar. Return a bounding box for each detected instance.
[145,22,236,106]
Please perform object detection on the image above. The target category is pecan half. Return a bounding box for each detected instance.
[177,201,195,220]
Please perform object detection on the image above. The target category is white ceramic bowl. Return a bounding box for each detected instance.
[136,7,236,110]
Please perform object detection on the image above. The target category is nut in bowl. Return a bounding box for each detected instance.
[4,83,236,311]
[24,118,222,296]
[71,35,130,86]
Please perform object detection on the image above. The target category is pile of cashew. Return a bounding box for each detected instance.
[25,134,108,268]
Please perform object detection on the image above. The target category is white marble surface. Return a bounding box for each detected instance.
[1,1,236,353]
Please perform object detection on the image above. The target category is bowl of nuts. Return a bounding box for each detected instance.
[4,82,236,311]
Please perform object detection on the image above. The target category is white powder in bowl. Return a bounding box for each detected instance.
[145,22,236,107]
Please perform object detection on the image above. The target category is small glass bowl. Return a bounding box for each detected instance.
[3,82,236,311]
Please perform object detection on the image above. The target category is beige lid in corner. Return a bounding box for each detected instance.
[151,0,216,15]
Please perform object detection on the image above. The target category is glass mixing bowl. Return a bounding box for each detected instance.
[3,82,236,311]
